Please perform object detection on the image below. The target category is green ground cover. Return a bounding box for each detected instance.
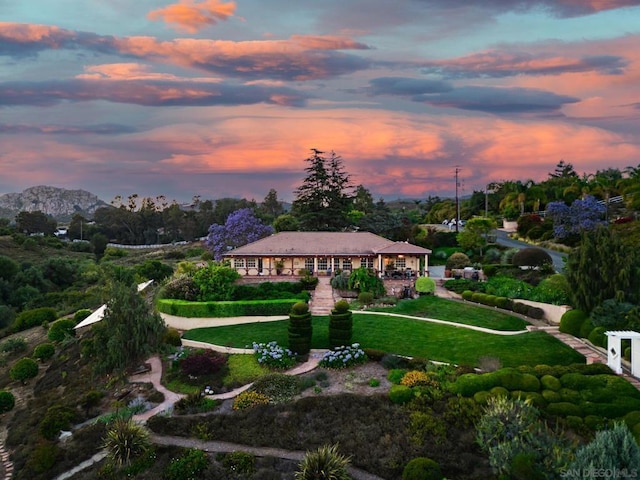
[369,295,528,331]
[183,314,584,367]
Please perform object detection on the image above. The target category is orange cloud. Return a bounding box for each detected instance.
[147,0,236,33]
[76,63,222,82]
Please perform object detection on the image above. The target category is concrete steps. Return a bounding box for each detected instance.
[309,277,337,316]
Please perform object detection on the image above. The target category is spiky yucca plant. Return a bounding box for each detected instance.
[103,417,151,467]
[295,443,352,480]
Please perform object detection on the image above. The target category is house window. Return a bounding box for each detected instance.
[342,258,352,270]
[246,258,257,268]
[333,258,340,270]
[360,257,374,269]
[305,258,315,272]
[395,257,406,269]
[234,258,245,268]
[318,258,328,271]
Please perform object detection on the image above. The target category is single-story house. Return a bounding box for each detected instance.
[223,231,432,278]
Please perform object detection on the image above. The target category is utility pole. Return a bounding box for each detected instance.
[455,166,461,233]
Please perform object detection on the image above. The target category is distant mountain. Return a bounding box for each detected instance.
[0,186,111,223]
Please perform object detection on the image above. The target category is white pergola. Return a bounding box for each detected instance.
[74,280,154,330]
[605,330,640,376]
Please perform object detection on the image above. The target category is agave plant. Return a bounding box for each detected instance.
[103,417,151,467]
[295,443,352,480]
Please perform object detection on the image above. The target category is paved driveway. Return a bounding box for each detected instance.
[494,230,567,273]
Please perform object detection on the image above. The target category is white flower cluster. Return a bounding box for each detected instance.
[252,341,297,369]
[319,343,368,369]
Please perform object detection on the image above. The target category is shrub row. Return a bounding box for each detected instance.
[156,299,299,317]
[559,309,607,347]
[460,291,544,319]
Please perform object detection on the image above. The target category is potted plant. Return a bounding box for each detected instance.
[275,259,284,275]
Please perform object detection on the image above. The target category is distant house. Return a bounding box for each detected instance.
[223,231,432,278]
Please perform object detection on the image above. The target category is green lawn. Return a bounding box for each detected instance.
[183,313,584,368]
[368,295,528,331]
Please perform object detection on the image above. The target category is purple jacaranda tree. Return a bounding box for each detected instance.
[205,208,273,260]
[546,195,606,239]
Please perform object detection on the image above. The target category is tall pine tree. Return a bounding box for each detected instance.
[291,149,353,231]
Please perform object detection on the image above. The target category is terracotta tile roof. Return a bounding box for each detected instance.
[223,231,429,257]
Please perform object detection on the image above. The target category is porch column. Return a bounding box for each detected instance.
[424,254,429,276]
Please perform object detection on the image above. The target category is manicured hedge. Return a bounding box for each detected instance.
[559,309,588,336]
[156,298,300,317]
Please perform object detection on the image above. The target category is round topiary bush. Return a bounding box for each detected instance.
[47,318,76,343]
[357,291,374,305]
[415,277,436,295]
[10,357,39,384]
[291,302,310,315]
[579,318,595,339]
[461,290,474,301]
[402,457,442,480]
[33,342,56,361]
[446,252,470,270]
[163,327,182,347]
[540,375,561,391]
[512,247,552,268]
[72,309,92,324]
[588,327,607,348]
[0,390,15,413]
[559,309,588,337]
[333,300,350,313]
[541,389,561,403]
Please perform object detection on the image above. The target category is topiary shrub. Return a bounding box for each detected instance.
[527,306,545,320]
[446,252,470,270]
[33,342,56,361]
[540,375,561,391]
[588,327,607,348]
[289,302,312,356]
[329,302,353,350]
[47,318,76,342]
[163,327,182,347]
[0,390,15,413]
[415,277,436,295]
[10,357,39,384]
[559,309,587,337]
[579,318,595,339]
[333,299,350,313]
[291,302,309,315]
[541,390,561,403]
[545,402,583,417]
[389,385,415,404]
[461,290,474,301]
[402,457,442,480]
[512,247,552,268]
[357,291,374,305]
[72,309,92,324]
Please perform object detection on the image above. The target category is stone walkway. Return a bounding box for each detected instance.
[309,276,337,315]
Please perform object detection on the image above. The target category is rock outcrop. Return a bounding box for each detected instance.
[0,186,110,222]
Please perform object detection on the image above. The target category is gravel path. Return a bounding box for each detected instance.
[150,434,386,480]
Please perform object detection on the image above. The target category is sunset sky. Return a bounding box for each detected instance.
[1,1,640,205]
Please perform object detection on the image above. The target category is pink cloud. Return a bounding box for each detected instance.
[148,0,237,33]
